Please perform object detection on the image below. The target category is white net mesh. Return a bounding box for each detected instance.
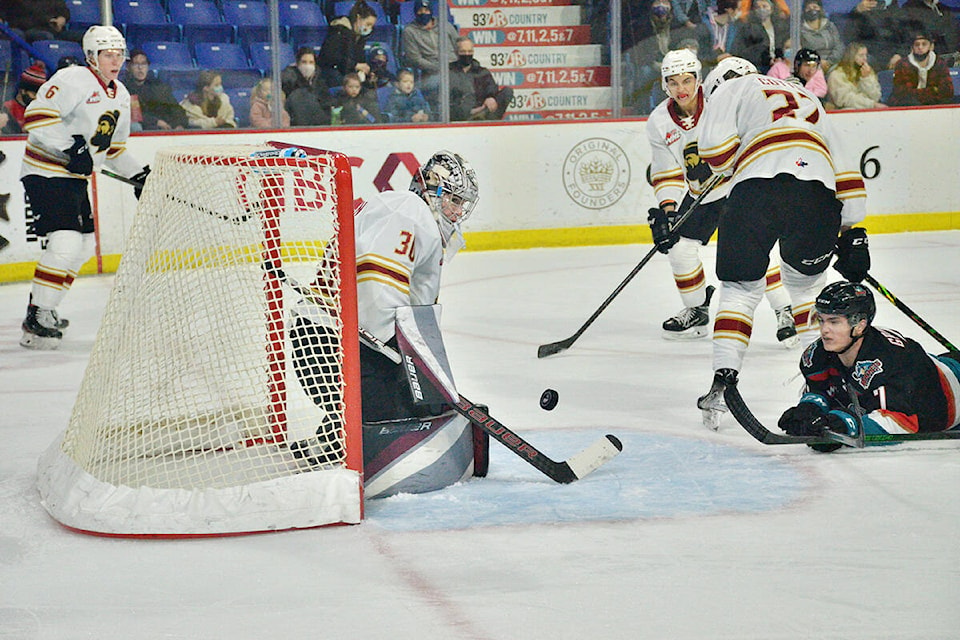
[37,145,362,535]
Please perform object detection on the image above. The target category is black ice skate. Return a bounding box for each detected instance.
[20,304,63,350]
[775,305,799,348]
[662,285,714,340]
[696,368,738,431]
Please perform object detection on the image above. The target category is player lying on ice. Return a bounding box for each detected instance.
[288,150,489,497]
[778,281,960,452]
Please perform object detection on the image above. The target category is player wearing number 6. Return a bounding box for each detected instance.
[694,57,869,429]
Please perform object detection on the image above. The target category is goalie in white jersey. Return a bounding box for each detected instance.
[18,25,149,349]
[646,49,797,345]
[693,57,870,429]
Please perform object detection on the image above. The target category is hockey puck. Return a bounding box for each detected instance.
[539,388,559,411]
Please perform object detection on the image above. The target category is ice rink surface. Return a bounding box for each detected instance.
[1,231,958,639]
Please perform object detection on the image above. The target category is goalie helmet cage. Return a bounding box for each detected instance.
[37,145,363,537]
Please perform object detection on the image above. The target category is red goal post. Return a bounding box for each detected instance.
[37,144,362,536]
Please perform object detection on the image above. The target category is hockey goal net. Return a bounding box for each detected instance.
[37,144,363,536]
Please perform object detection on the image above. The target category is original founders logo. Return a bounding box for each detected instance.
[562,138,630,209]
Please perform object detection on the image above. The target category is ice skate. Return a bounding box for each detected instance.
[662,285,714,340]
[775,305,799,348]
[697,368,738,431]
[20,304,63,350]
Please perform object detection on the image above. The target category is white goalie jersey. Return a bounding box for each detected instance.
[698,74,866,226]
[20,65,142,180]
[646,89,730,207]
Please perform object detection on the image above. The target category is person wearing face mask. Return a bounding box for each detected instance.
[249,78,290,129]
[400,0,459,103]
[2,63,46,134]
[889,30,953,105]
[730,0,789,71]
[844,0,905,71]
[364,46,397,90]
[448,36,514,121]
[318,0,378,88]
[799,0,845,69]
[282,48,334,126]
[180,70,236,129]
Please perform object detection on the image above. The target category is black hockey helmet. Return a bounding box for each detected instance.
[793,48,821,74]
[815,281,876,325]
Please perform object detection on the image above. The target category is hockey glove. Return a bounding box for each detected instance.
[778,402,824,436]
[131,166,151,200]
[64,134,93,176]
[834,227,870,282]
[647,207,679,254]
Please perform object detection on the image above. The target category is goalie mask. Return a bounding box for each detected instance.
[82,25,128,73]
[703,56,757,98]
[410,151,479,249]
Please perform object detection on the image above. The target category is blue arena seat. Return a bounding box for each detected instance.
[222,1,272,50]
[248,41,296,74]
[227,87,252,127]
[195,42,252,70]
[141,41,195,70]
[30,40,85,74]
[877,69,894,103]
[66,0,102,30]
[169,0,234,49]
[113,0,168,25]
[280,2,329,27]
[159,68,201,101]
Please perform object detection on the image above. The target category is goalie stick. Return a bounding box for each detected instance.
[723,383,960,447]
[538,173,724,359]
[265,261,624,482]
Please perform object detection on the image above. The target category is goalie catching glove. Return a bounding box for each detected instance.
[833,227,870,282]
[647,206,680,254]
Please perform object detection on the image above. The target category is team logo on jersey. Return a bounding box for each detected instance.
[683,142,713,184]
[562,138,631,210]
[852,358,883,389]
[665,129,681,146]
[795,158,808,168]
[801,342,817,368]
[90,110,119,152]
[87,90,101,104]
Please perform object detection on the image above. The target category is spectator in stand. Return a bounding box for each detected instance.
[672,0,709,29]
[768,47,829,98]
[844,0,907,70]
[123,49,187,132]
[179,71,237,129]
[624,0,698,113]
[334,72,383,124]
[1,0,83,43]
[731,0,790,72]
[1,63,46,135]
[365,46,397,91]
[400,0,460,102]
[737,0,791,20]
[827,42,888,109]
[281,47,334,126]
[249,78,290,129]
[385,68,431,123]
[699,0,741,68]
[899,0,959,58]
[889,29,954,105]
[318,0,378,88]
[800,0,847,69]
[449,36,514,121]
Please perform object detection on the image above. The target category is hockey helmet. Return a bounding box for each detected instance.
[793,48,821,75]
[660,48,702,92]
[815,281,876,326]
[703,56,757,98]
[82,25,128,71]
[410,151,479,226]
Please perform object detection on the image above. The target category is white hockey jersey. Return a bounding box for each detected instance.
[20,65,142,180]
[646,88,730,207]
[698,74,866,226]
[353,190,444,343]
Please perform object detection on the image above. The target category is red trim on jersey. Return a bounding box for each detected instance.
[667,87,704,129]
[936,366,958,427]
[357,261,410,286]
[703,143,738,169]
[734,130,829,173]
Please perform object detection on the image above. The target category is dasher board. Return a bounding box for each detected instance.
[491,66,610,88]
[450,5,582,27]
[508,87,612,112]
[449,0,574,7]
[475,45,602,69]
[503,109,613,120]
[461,25,591,45]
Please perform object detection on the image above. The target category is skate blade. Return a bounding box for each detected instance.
[662,327,709,341]
[701,408,724,431]
[19,332,61,350]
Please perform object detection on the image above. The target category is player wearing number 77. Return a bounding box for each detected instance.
[694,57,869,429]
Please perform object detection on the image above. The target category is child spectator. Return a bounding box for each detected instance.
[365,46,397,90]
[2,63,46,134]
[179,71,237,129]
[827,42,888,109]
[384,68,431,123]
[249,78,290,129]
[335,72,383,124]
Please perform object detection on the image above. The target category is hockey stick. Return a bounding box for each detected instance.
[723,383,960,446]
[100,168,143,188]
[862,274,957,352]
[538,173,724,358]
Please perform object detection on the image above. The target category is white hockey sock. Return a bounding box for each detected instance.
[30,231,94,310]
[668,238,708,308]
[762,262,792,311]
[712,279,765,372]
[780,262,828,347]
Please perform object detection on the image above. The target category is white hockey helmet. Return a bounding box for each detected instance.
[660,48,702,92]
[703,56,757,98]
[82,25,128,71]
